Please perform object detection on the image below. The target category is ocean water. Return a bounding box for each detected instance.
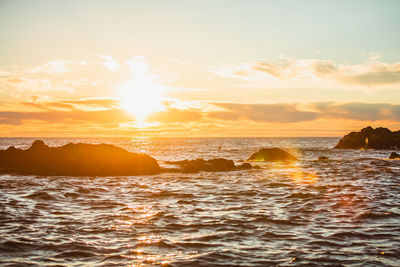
[0,137,399,266]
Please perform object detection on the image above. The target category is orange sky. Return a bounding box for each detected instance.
[1,1,400,137]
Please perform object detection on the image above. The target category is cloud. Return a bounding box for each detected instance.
[341,71,400,85]
[7,78,25,83]
[313,61,337,75]
[19,98,120,111]
[1,98,400,137]
[29,60,87,74]
[0,98,203,126]
[99,55,120,71]
[59,98,119,108]
[210,103,319,123]
[210,57,400,89]
[147,107,203,123]
[207,102,400,123]
[1,77,77,93]
[0,59,125,98]
[0,98,132,125]
[3,99,400,127]
[0,70,12,77]
[0,109,133,125]
[314,102,400,121]
[126,58,149,74]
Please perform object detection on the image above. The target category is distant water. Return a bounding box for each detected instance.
[1,137,400,266]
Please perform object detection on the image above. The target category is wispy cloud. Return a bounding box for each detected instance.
[0,98,131,125]
[147,107,203,123]
[210,57,400,89]
[314,102,400,121]
[209,102,400,123]
[99,55,120,71]
[209,103,318,123]
[29,60,88,74]
[2,99,400,127]
[0,59,122,99]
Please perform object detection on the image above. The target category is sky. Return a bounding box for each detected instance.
[1,0,400,137]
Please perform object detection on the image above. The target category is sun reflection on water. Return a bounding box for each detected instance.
[137,235,161,244]
[123,250,202,266]
[290,169,318,185]
[112,204,158,230]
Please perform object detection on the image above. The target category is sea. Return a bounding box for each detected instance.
[0,137,399,266]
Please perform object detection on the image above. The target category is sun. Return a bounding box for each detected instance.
[119,59,164,121]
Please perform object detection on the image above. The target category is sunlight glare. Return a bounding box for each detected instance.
[119,59,164,121]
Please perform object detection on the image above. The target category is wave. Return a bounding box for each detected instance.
[1,137,399,266]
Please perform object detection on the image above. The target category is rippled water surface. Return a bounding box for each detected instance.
[1,137,400,266]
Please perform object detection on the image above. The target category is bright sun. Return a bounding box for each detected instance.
[119,59,164,121]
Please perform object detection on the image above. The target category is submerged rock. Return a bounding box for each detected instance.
[0,140,160,176]
[237,162,253,169]
[248,148,297,162]
[335,126,400,149]
[389,152,400,159]
[165,158,253,173]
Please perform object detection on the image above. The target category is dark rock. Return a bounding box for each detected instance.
[237,163,253,169]
[248,148,297,162]
[30,140,47,150]
[166,158,253,173]
[208,158,236,171]
[389,152,400,159]
[318,156,329,161]
[335,126,400,149]
[0,140,160,176]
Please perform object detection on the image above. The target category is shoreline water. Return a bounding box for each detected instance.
[1,137,399,266]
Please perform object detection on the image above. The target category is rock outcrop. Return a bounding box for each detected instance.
[335,126,400,149]
[165,158,254,173]
[389,152,400,159]
[0,140,160,176]
[248,148,297,162]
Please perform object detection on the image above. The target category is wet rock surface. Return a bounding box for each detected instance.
[335,126,400,149]
[0,140,160,176]
[165,158,254,173]
[389,152,400,159]
[248,148,297,162]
